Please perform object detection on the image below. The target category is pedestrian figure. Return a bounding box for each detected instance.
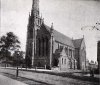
[90,69,94,77]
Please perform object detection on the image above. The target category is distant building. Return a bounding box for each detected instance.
[86,59,90,70]
[25,0,86,71]
[89,60,98,70]
[97,41,100,71]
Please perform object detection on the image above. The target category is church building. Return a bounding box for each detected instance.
[25,0,86,71]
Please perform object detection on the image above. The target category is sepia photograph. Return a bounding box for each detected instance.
[0,0,100,85]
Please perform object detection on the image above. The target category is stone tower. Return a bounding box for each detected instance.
[25,0,41,67]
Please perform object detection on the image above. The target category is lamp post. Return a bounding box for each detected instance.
[16,50,20,77]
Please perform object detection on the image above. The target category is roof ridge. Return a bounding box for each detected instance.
[54,29,72,40]
[73,38,83,48]
[43,23,74,47]
[43,23,72,40]
[73,38,83,41]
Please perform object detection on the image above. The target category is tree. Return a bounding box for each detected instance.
[12,51,25,66]
[0,32,20,67]
[81,22,100,31]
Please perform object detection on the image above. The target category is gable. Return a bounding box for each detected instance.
[80,39,86,50]
[73,38,83,48]
[37,24,51,38]
[60,47,67,57]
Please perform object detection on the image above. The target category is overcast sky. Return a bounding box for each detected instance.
[1,0,100,62]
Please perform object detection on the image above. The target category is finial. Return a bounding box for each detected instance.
[42,18,44,23]
[41,13,42,18]
[28,12,31,21]
[51,23,53,29]
[29,12,30,16]
[50,23,54,34]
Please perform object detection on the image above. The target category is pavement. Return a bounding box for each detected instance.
[2,67,100,78]
[73,72,100,79]
[0,67,99,85]
[0,67,82,73]
[0,74,27,85]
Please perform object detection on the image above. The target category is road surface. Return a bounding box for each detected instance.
[0,74,27,85]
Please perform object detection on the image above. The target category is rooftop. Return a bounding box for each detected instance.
[43,24,74,48]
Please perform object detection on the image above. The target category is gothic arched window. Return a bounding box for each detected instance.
[42,38,45,56]
[46,37,48,56]
[62,58,63,65]
[65,47,68,55]
[38,38,41,56]
[64,59,66,64]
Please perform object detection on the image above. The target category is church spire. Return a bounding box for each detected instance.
[32,0,39,10]
[31,0,39,16]
[30,0,40,27]
[25,0,40,67]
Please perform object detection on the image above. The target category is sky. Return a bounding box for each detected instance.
[1,0,100,62]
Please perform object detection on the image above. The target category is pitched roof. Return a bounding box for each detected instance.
[43,24,74,47]
[73,38,83,48]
